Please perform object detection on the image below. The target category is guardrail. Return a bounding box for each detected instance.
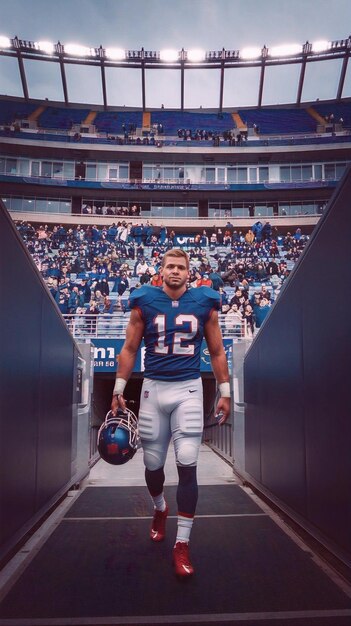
[204,421,233,464]
[63,313,249,340]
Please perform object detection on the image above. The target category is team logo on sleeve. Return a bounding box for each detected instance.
[144,390,150,398]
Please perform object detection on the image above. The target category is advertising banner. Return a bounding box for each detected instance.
[92,338,232,373]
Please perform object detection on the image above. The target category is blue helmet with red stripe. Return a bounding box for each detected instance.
[97,408,139,465]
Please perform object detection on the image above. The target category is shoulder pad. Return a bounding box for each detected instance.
[189,286,221,310]
[128,285,159,309]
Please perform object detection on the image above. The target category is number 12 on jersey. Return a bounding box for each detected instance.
[154,314,198,355]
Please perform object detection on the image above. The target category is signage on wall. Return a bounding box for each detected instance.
[92,339,232,373]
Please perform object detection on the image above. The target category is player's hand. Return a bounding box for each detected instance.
[111,394,126,415]
[215,397,230,425]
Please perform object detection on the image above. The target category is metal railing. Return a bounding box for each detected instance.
[63,313,249,340]
[203,415,233,463]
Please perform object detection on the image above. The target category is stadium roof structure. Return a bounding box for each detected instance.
[0,34,351,111]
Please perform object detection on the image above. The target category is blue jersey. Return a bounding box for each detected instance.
[129,285,221,381]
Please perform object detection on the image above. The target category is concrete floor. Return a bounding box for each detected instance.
[86,443,236,487]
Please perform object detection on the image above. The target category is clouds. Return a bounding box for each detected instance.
[3,0,351,48]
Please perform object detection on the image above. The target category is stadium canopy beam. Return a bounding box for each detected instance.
[219,51,225,114]
[0,35,350,109]
[12,38,29,100]
[296,42,311,105]
[258,53,266,107]
[141,55,146,112]
[57,44,69,105]
[180,49,185,111]
[97,46,108,110]
[337,50,349,100]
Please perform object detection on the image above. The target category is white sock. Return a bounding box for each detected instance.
[151,492,166,512]
[175,514,194,544]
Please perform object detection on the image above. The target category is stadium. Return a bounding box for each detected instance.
[0,24,351,626]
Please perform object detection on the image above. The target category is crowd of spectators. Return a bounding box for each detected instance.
[15,218,309,337]
[177,128,248,146]
[82,203,141,217]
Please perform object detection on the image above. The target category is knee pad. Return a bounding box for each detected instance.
[143,446,166,471]
[176,440,201,467]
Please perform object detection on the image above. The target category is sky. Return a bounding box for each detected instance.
[1,0,351,109]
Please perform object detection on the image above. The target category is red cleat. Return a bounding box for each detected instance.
[150,505,168,542]
[173,541,194,578]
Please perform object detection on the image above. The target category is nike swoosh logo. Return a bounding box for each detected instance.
[182,565,192,574]
[189,389,196,393]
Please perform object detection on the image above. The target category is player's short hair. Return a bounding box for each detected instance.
[161,248,190,269]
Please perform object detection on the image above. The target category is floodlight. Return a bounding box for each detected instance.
[35,41,55,54]
[64,43,93,57]
[160,49,179,62]
[106,47,125,60]
[311,40,331,53]
[187,49,206,62]
[269,43,302,57]
[240,47,262,59]
[0,36,11,49]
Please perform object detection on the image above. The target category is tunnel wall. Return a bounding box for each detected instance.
[243,168,351,565]
[0,204,79,562]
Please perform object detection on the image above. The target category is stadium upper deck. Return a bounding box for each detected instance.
[0,33,350,228]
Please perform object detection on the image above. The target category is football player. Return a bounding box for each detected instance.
[111,248,230,578]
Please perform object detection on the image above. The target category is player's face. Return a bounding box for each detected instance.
[161,257,189,290]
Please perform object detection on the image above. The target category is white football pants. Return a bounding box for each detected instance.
[138,377,203,470]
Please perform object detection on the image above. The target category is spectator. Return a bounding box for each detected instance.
[252,221,263,242]
[85,301,100,334]
[93,289,105,312]
[117,272,129,297]
[256,263,268,282]
[150,273,163,287]
[245,229,255,245]
[221,264,238,287]
[136,257,150,277]
[196,274,213,287]
[68,285,84,314]
[258,284,272,302]
[243,304,255,337]
[255,297,271,329]
[229,288,248,312]
[55,287,70,314]
[262,222,272,240]
[140,270,151,285]
[78,278,91,304]
[94,278,110,297]
[102,296,113,314]
[225,304,243,336]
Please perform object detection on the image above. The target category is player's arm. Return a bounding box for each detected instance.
[111,308,144,413]
[204,309,231,425]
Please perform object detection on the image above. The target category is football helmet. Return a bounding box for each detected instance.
[97,408,139,465]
